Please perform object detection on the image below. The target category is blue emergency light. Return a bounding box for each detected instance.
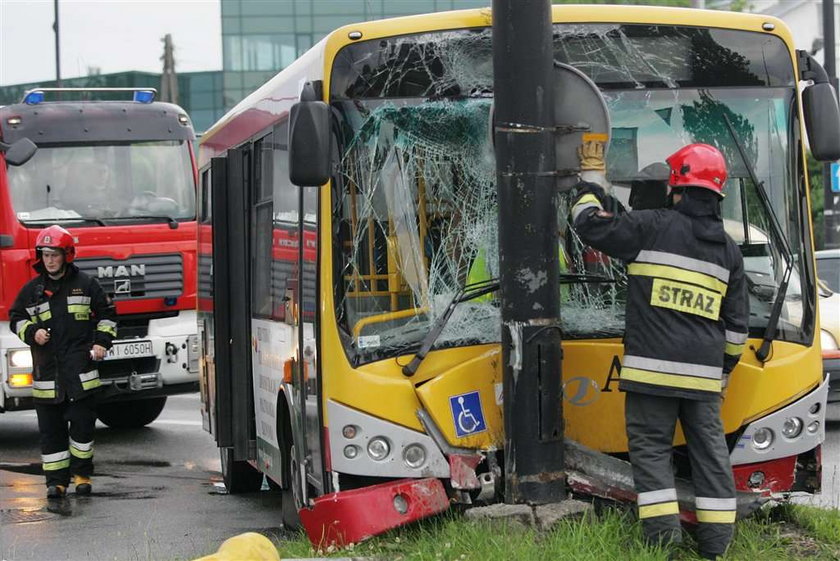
[133,90,155,103]
[23,91,45,105]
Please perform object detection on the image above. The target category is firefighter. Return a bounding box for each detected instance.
[571,143,749,560]
[9,225,116,498]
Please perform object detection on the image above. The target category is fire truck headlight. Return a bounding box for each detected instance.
[781,417,803,439]
[367,437,390,461]
[807,421,820,434]
[752,427,774,450]
[8,349,33,369]
[403,444,426,469]
[342,425,357,439]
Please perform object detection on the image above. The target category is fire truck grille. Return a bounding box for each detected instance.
[75,254,183,301]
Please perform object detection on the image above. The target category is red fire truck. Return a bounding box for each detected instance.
[0,88,199,427]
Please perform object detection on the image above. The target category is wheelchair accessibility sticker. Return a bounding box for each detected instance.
[449,391,487,437]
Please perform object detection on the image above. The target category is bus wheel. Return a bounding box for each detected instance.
[276,406,301,530]
[97,397,167,428]
[220,446,263,493]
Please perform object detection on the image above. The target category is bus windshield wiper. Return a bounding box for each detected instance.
[402,278,499,377]
[723,113,794,362]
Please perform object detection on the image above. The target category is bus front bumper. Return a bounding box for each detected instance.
[299,478,449,548]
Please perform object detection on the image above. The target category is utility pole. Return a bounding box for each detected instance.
[53,0,62,89]
[493,0,565,504]
[823,0,840,249]
[160,34,179,104]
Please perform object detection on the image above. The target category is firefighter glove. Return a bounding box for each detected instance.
[578,140,607,172]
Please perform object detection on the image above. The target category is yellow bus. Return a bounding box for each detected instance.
[197,5,836,546]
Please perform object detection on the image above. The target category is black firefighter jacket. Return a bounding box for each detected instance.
[9,262,116,404]
[572,187,749,401]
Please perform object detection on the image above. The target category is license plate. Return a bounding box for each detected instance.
[106,341,154,360]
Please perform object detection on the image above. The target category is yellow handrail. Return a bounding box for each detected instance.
[352,307,429,338]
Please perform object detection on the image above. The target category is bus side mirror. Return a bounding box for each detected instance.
[289,99,332,187]
[1,137,38,166]
[798,50,840,162]
[803,82,840,162]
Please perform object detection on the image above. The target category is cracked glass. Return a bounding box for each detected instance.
[329,23,807,365]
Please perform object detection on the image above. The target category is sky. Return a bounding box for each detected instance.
[0,0,222,86]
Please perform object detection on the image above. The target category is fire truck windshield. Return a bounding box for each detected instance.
[8,140,195,224]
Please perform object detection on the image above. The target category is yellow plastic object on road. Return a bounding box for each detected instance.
[193,532,280,561]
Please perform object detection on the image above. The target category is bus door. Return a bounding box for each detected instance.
[210,146,256,460]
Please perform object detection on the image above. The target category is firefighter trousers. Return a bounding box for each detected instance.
[35,395,97,488]
[625,391,736,556]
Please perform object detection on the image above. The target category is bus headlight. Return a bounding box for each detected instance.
[403,444,427,469]
[8,349,33,369]
[821,329,838,352]
[367,437,390,461]
[752,427,774,450]
[781,417,803,439]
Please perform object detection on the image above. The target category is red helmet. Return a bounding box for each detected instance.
[35,225,75,263]
[665,143,727,196]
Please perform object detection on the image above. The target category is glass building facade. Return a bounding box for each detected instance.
[0,2,489,132]
[0,71,225,134]
[221,0,489,110]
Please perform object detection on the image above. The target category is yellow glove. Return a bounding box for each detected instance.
[578,140,606,172]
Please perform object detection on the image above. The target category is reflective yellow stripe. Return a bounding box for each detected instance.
[67,304,91,314]
[16,320,34,340]
[622,367,721,393]
[638,501,679,519]
[650,278,722,320]
[32,388,56,399]
[96,324,117,337]
[81,378,101,391]
[696,510,736,523]
[628,263,728,294]
[725,342,745,355]
[43,459,70,471]
[574,194,603,209]
[38,311,52,322]
[70,447,94,459]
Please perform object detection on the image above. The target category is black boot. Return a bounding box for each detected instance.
[46,485,66,498]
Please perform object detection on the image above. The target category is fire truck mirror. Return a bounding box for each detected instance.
[2,137,38,166]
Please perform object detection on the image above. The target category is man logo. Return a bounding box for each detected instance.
[97,264,146,278]
[114,279,131,294]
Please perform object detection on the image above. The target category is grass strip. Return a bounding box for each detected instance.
[274,504,840,560]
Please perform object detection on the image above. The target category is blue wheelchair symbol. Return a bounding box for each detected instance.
[449,391,487,437]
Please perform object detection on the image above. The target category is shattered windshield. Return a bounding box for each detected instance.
[8,141,195,224]
[330,24,809,364]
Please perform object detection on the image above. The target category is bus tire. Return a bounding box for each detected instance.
[220,446,263,493]
[97,396,167,428]
[276,396,301,530]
